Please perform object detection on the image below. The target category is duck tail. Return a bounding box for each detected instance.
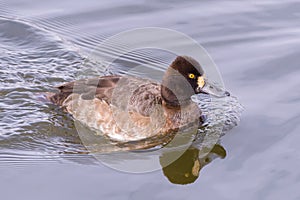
[34,92,55,103]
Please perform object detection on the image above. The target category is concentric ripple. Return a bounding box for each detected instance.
[0,18,243,165]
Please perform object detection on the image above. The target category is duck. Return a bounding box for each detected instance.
[47,56,229,142]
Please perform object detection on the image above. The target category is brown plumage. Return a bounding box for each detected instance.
[48,56,225,142]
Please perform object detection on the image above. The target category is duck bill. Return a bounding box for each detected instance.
[196,80,230,97]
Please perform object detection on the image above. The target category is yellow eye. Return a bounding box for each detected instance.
[188,73,195,79]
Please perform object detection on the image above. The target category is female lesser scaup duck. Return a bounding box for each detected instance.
[48,56,229,142]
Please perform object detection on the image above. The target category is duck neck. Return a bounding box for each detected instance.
[161,85,179,107]
[161,84,192,108]
[161,71,194,108]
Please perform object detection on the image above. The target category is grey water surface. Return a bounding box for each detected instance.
[0,0,300,200]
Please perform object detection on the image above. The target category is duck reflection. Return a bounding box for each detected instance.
[160,144,226,185]
[59,121,227,184]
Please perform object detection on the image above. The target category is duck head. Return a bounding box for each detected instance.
[161,56,230,107]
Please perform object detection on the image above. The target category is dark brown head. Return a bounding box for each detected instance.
[161,56,230,107]
[161,56,205,107]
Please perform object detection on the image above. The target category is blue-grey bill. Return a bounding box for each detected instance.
[197,81,230,97]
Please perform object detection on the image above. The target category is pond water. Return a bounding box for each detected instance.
[0,0,300,199]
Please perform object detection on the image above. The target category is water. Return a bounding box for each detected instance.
[0,0,300,199]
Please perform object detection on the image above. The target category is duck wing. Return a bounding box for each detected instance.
[49,75,121,106]
[49,75,163,117]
